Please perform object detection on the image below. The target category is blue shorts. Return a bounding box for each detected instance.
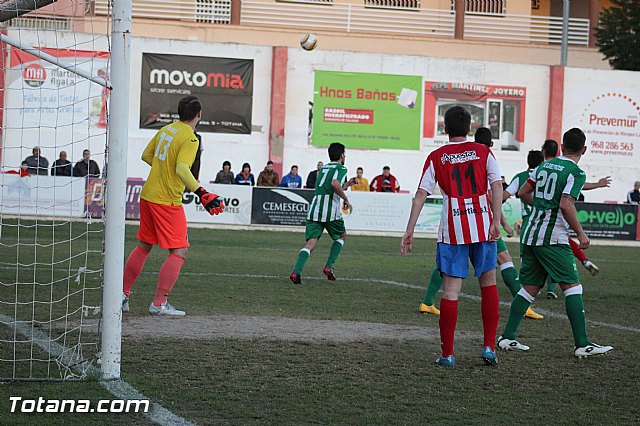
[436,241,497,279]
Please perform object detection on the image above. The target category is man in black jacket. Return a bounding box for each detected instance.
[51,151,72,176]
[73,149,101,177]
[305,161,323,189]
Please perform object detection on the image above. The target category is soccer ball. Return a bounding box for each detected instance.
[300,33,318,51]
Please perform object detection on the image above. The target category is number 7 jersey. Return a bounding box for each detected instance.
[419,141,501,244]
[520,156,586,246]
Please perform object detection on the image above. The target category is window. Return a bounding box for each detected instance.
[451,0,506,15]
[364,0,421,10]
[196,0,231,24]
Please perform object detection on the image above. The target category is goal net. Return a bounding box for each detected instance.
[0,0,111,380]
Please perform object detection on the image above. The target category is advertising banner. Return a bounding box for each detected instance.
[183,184,252,225]
[251,187,314,226]
[2,48,109,171]
[343,192,413,232]
[0,175,86,217]
[85,178,144,219]
[574,202,638,240]
[140,53,253,134]
[312,71,422,150]
[563,69,639,164]
[423,81,527,151]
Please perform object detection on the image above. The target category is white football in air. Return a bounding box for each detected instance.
[300,33,318,51]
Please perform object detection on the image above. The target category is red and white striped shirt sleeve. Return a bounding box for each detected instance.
[418,155,437,194]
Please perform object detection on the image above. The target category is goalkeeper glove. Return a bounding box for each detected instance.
[194,187,225,215]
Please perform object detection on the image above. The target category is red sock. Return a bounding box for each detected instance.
[439,298,459,357]
[481,285,500,350]
[123,246,150,297]
[153,254,185,307]
[569,238,588,263]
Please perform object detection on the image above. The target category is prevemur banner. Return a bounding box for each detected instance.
[312,71,422,150]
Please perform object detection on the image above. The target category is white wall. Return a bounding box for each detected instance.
[128,37,273,183]
[285,48,550,192]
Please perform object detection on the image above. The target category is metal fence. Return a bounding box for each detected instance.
[94,0,232,24]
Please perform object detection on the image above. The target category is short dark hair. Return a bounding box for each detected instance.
[242,162,251,171]
[444,106,471,138]
[178,96,202,121]
[562,128,586,154]
[383,166,390,171]
[357,167,363,172]
[328,142,345,161]
[267,160,274,166]
[223,160,231,168]
[527,150,544,169]
[474,127,492,147]
[291,165,298,170]
[542,139,558,158]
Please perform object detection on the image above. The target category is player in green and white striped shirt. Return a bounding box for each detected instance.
[498,128,613,358]
[290,143,357,285]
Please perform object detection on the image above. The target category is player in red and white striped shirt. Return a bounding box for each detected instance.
[401,106,503,367]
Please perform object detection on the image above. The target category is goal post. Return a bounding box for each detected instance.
[100,0,132,381]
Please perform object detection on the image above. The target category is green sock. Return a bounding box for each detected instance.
[422,269,443,306]
[326,239,344,268]
[547,278,557,294]
[500,263,521,298]
[293,249,310,274]
[502,293,531,340]
[565,293,589,347]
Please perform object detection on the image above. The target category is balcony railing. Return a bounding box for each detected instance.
[464,12,590,46]
[94,0,232,24]
[242,0,456,37]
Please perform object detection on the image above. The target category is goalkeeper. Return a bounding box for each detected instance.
[122,96,224,316]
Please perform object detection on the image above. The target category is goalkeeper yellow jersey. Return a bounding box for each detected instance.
[140,121,199,206]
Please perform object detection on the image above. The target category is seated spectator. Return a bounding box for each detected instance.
[370,166,400,193]
[5,161,30,177]
[235,163,255,186]
[214,161,234,184]
[279,165,302,188]
[257,160,280,187]
[350,167,370,191]
[24,146,49,175]
[73,149,100,177]
[51,151,72,176]
[305,161,323,189]
[627,181,640,204]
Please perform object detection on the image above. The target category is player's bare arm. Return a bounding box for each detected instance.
[488,180,502,241]
[583,176,612,191]
[560,193,589,249]
[401,188,429,256]
[500,214,514,237]
[517,181,534,206]
[502,190,512,203]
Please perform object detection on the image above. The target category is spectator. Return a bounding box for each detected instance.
[350,167,370,191]
[627,181,640,204]
[370,166,400,193]
[73,149,100,177]
[190,133,203,181]
[257,160,280,187]
[305,161,323,189]
[214,161,234,184]
[280,165,302,188]
[24,146,49,175]
[51,151,72,176]
[235,163,255,186]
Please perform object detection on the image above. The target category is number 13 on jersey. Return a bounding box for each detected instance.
[154,132,174,161]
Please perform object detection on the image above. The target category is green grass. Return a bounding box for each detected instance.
[2,224,640,424]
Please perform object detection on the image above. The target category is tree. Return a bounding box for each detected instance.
[596,0,640,71]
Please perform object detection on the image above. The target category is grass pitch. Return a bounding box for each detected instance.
[2,225,640,424]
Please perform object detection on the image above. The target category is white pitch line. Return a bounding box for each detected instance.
[156,271,640,334]
[0,313,194,426]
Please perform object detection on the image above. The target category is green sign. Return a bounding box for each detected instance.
[312,71,422,150]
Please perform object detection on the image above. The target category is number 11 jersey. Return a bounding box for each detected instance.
[419,141,501,244]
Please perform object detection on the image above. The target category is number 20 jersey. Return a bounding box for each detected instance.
[419,141,501,245]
